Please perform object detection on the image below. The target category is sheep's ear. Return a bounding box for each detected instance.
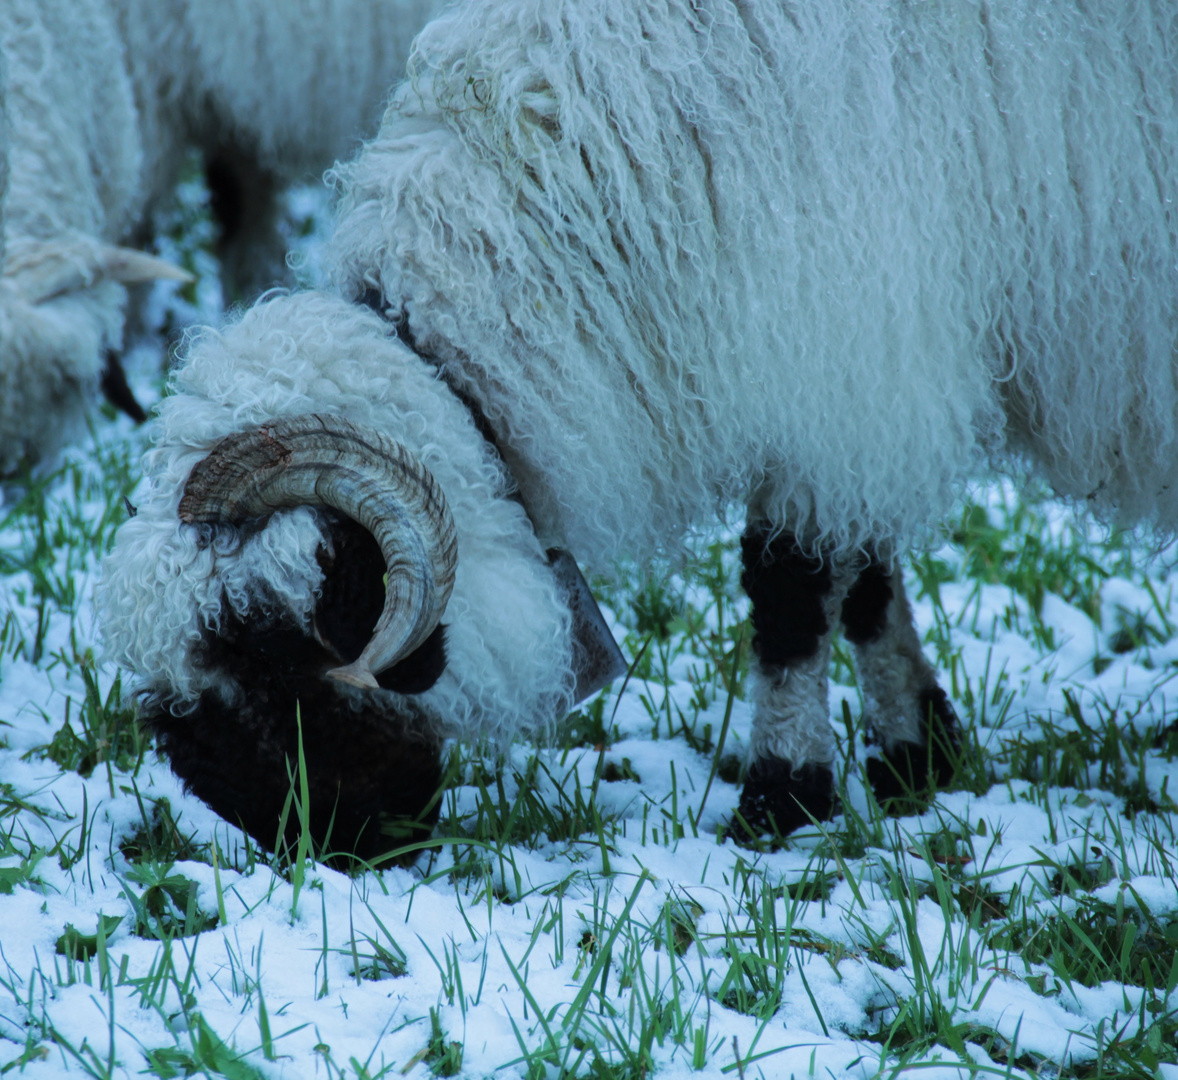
[547,549,628,704]
[3,236,192,304]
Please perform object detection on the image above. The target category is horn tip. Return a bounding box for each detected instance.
[326,662,381,691]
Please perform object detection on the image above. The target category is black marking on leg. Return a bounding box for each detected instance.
[203,152,286,303]
[840,560,893,645]
[740,526,832,667]
[146,510,450,866]
[731,757,836,842]
[100,350,148,423]
[867,686,962,809]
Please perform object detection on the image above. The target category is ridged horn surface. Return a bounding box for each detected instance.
[179,414,458,690]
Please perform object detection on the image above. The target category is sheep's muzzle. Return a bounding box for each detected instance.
[178,413,458,689]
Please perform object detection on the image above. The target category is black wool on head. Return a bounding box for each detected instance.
[144,510,448,867]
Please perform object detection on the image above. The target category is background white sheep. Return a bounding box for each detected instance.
[108,0,437,299]
[0,0,435,475]
[100,0,1178,855]
[0,0,147,473]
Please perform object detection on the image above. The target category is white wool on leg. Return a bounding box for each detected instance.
[849,570,943,752]
[746,573,849,771]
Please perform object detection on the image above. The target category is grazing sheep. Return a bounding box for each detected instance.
[0,0,434,474]
[99,0,1178,862]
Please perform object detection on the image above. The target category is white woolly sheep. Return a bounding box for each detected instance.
[0,0,435,474]
[99,0,1178,861]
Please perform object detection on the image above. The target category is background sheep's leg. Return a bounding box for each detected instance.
[735,524,852,837]
[840,559,960,806]
[205,151,286,303]
[99,348,147,422]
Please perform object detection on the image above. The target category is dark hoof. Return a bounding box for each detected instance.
[729,758,835,843]
[867,686,961,810]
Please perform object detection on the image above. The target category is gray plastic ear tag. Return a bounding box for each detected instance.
[547,548,628,704]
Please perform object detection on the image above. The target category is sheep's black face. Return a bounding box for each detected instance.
[141,511,448,868]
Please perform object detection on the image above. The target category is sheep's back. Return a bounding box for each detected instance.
[332,0,1178,562]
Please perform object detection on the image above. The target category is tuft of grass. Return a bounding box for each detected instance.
[144,1014,269,1080]
[120,861,218,940]
[997,696,1170,816]
[991,894,1178,991]
[119,794,205,866]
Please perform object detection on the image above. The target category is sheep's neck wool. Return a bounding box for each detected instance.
[360,288,625,703]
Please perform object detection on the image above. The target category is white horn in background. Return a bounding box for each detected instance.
[3,235,193,305]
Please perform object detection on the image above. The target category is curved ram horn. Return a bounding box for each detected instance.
[178,414,458,690]
[4,236,193,305]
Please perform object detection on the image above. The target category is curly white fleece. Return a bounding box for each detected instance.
[97,292,574,743]
[331,0,1178,564]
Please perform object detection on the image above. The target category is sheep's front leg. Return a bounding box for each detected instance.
[840,559,960,804]
[735,524,853,837]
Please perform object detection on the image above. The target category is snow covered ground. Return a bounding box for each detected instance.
[0,186,1175,1079]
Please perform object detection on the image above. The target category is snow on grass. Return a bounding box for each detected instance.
[0,187,1175,1079]
[2,411,1174,1080]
